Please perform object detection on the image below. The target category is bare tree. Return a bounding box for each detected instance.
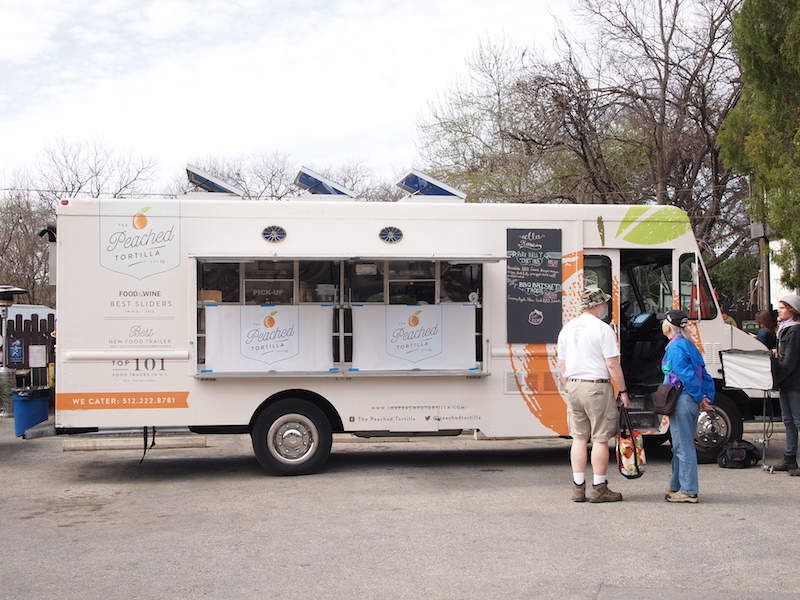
[37,137,158,201]
[0,173,56,305]
[417,0,751,264]
[417,37,542,201]
[0,138,160,307]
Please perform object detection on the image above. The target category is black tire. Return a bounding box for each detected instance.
[694,392,743,464]
[251,399,332,475]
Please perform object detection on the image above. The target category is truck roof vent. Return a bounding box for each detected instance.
[294,167,356,198]
[397,169,466,202]
[186,164,244,196]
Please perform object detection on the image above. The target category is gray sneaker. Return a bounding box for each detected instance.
[773,455,798,471]
[588,482,623,503]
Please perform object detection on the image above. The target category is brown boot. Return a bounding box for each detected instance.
[589,481,623,503]
[572,481,586,502]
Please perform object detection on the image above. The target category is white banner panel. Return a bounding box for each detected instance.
[720,349,775,391]
[204,305,334,373]
[351,304,477,371]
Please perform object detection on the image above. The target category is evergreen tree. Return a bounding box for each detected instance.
[720,0,800,289]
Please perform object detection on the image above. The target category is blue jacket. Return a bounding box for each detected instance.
[756,327,777,351]
[661,334,715,404]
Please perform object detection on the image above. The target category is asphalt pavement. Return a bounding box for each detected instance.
[1,415,799,600]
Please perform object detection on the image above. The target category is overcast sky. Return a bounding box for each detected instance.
[0,0,571,188]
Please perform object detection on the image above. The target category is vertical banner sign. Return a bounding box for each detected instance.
[506,229,562,343]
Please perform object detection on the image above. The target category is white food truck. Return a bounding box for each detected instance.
[44,168,767,474]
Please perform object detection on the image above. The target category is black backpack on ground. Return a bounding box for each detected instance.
[717,440,762,468]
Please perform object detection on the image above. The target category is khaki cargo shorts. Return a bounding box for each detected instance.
[564,380,619,443]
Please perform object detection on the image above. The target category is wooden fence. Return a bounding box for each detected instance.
[726,303,760,333]
[4,313,56,387]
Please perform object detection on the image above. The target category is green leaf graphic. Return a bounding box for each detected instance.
[618,206,690,245]
[616,206,650,238]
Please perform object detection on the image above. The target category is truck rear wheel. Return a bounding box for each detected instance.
[694,392,742,464]
[251,399,332,475]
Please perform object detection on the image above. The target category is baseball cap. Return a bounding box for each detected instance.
[580,288,612,310]
[657,309,689,328]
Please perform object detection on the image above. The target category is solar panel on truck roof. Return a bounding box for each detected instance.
[397,169,466,199]
[294,167,356,197]
[186,164,245,196]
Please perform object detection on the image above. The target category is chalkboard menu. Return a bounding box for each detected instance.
[507,229,562,343]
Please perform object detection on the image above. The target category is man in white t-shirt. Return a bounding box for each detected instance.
[557,288,630,503]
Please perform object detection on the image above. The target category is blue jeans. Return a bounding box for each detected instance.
[779,388,800,456]
[669,393,700,495]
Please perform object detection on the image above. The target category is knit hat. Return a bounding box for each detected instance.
[580,288,611,310]
[657,309,689,328]
[780,294,800,315]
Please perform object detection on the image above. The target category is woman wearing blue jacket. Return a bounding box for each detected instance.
[658,309,715,503]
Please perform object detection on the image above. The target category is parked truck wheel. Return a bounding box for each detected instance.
[251,399,332,475]
[694,392,742,464]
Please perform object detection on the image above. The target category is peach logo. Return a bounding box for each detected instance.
[100,198,180,280]
[132,207,151,230]
[241,306,299,365]
[387,305,443,363]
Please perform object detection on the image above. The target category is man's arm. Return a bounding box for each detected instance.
[605,356,630,408]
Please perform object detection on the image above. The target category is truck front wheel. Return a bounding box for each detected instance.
[694,392,742,464]
[251,399,332,475]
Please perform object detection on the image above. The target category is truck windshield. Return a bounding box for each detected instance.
[621,250,673,318]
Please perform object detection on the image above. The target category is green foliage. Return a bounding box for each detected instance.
[720,0,800,287]
[708,253,760,306]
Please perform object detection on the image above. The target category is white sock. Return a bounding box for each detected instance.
[573,473,585,485]
[593,475,607,486]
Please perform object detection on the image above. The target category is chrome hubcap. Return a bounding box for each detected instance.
[695,408,730,451]
[268,414,317,464]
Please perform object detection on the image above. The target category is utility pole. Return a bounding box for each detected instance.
[750,222,770,312]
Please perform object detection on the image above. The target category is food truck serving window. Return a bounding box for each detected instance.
[197,259,482,306]
[195,258,485,375]
[345,261,482,305]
